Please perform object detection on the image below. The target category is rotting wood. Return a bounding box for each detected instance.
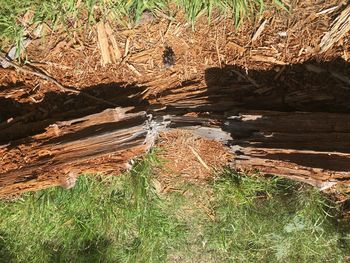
[252,19,268,42]
[105,22,122,62]
[166,112,350,193]
[0,107,159,196]
[2,75,350,196]
[222,111,350,190]
[1,108,350,196]
[96,22,112,66]
[0,53,117,107]
[1,1,350,198]
[320,4,350,53]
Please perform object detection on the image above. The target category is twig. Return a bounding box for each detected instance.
[231,69,260,88]
[0,53,117,107]
[27,61,73,70]
[154,9,175,22]
[215,31,222,67]
[252,19,268,42]
[189,146,210,171]
[126,62,142,76]
[123,37,130,58]
[316,5,339,16]
[0,111,36,130]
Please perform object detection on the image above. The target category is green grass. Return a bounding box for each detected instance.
[205,171,350,262]
[1,153,349,262]
[0,153,185,263]
[0,0,287,50]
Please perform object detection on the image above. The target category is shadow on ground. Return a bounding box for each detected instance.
[204,57,350,113]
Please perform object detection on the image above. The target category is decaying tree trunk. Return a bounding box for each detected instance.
[2,106,350,196]
[168,111,350,191]
[2,67,350,196]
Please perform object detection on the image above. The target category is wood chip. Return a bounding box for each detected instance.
[252,19,268,42]
[105,22,122,62]
[215,32,222,67]
[320,5,350,53]
[96,22,112,66]
[126,62,141,76]
[226,41,246,55]
[124,37,130,58]
[59,172,78,189]
[189,146,210,171]
[316,5,339,16]
[21,10,34,27]
[319,180,337,191]
[251,55,287,65]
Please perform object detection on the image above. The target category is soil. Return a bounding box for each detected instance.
[1,0,350,194]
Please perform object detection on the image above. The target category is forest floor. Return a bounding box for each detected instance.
[1,0,349,124]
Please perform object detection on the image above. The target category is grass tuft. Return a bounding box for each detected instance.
[205,170,350,262]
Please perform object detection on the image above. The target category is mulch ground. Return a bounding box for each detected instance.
[156,130,231,186]
[1,1,348,117]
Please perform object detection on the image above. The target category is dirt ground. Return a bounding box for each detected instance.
[1,1,350,193]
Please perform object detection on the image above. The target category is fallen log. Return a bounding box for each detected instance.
[223,111,350,191]
[1,107,350,196]
[2,61,350,196]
